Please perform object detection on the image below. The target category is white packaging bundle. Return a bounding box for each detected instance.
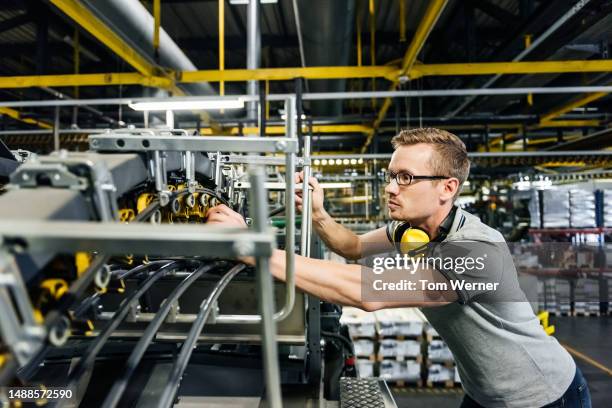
[341,307,376,338]
[427,364,454,383]
[570,189,596,228]
[427,340,454,363]
[582,279,600,314]
[425,323,440,340]
[353,339,375,357]
[356,359,374,378]
[556,279,571,314]
[379,360,421,381]
[604,190,612,227]
[543,189,570,228]
[528,190,541,228]
[542,279,559,314]
[378,339,421,359]
[375,309,425,338]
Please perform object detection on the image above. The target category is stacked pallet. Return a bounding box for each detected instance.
[375,309,424,386]
[341,307,461,388]
[340,307,377,379]
[425,325,459,387]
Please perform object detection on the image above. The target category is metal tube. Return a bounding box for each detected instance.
[278,96,296,322]
[300,135,312,256]
[310,151,612,160]
[246,0,261,124]
[78,0,215,95]
[447,0,592,117]
[292,0,307,70]
[3,85,612,108]
[53,106,60,151]
[249,166,282,408]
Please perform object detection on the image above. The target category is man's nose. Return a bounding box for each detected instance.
[385,180,398,195]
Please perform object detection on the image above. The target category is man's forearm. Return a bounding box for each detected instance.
[264,249,452,311]
[268,249,364,308]
[312,209,362,260]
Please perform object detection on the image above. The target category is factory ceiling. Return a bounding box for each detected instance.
[0,0,610,153]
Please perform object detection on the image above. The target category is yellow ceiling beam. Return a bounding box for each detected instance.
[411,60,612,79]
[539,91,608,123]
[538,119,600,128]
[1,60,612,89]
[180,66,399,83]
[199,124,371,135]
[0,108,52,129]
[0,73,172,89]
[49,0,163,79]
[362,0,448,152]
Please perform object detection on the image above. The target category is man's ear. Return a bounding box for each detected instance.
[442,178,460,200]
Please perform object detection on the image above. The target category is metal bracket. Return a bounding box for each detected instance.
[8,152,119,221]
[0,250,45,366]
[10,163,87,190]
[126,303,141,323]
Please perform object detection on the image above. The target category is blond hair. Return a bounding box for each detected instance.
[391,128,470,198]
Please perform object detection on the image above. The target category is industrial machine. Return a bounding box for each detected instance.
[0,92,402,407]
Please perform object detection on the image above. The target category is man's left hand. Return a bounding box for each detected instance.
[206,204,247,228]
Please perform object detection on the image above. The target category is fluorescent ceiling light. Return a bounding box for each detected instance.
[230,0,277,4]
[320,182,352,189]
[129,99,244,111]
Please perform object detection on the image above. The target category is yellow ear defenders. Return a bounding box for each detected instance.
[400,227,430,253]
[389,206,458,255]
[390,222,431,255]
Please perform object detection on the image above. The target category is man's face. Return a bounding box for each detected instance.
[385,144,444,221]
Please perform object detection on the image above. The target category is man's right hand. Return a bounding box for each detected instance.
[294,171,325,219]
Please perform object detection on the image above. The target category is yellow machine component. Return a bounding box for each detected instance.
[33,309,44,324]
[40,279,69,301]
[538,311,555,335]
[84,320,95,336]
[400,228,431,254]
[119,208,136,222]
[75,252,92,277]
[136,193,154,214]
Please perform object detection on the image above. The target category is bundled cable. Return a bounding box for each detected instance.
[157,264,245,408]
[59,261,184,408]
[100,261,222,408]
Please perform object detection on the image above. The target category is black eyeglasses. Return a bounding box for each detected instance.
[386,171,450,186]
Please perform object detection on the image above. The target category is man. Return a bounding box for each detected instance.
[207,128,591,407]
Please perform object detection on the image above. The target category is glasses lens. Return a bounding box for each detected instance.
[397,173,412,185]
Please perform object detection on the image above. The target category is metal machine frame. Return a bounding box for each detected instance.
[0,95,324,407]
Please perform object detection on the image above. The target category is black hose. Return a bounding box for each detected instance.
[268,206,286,217]
[321,331,355,356]
[134,199,161,222]
[115,260,173,281]
[157,264,245,408]
[173,187,230,207]
[60,261,183,408]
[100,261,220,408]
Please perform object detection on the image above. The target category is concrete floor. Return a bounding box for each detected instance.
[391,316,612,408]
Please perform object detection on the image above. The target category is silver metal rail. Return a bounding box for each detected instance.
[249,167,282,408]
[0,221,274,258]
[89,134,299,154]
[210,96,298,324]
[300,135,312,256]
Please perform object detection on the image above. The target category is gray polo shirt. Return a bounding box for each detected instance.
[387,208,575,407]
